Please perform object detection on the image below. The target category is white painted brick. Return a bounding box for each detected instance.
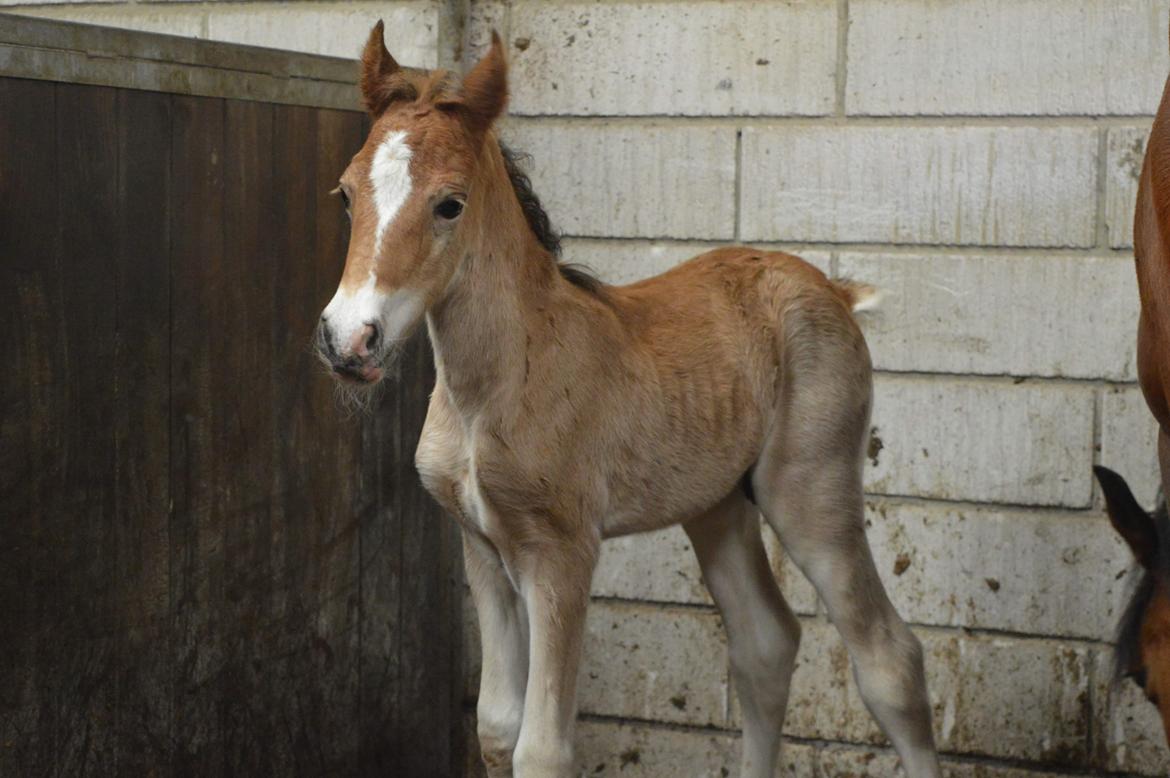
[787,744,1072,778]
[592,522,819,616]
[10,2,440,63]
[0,0,120,5]
[503,122,737,239]
[593,526,710,605]
[1100,385,1162,511]
[1105,126,1152,250]
[580,601,728,727]
[561,239,726,285]
[839,253,1140,380]
[500,0,837,117]
[777,621,1094,763]
[867,376,1096,507]
[575,720,738,777]
[560,239,830,285]
[205,2,440,64]
[740,126,1098,247]
[462,0,509,66]
[1092,651,1170,775]
[865,499,1131,640]
[847,0,1170,116]
[795,743,900,776]
[11,5,207,39]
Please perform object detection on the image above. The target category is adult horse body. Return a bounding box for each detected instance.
[1094,26,1170,744]
[318,23,940,776]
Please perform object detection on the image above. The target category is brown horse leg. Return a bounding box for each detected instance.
[684,493,801,777]
[510,532,599,777]
[465,533,529,776]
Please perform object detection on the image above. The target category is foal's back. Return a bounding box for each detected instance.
[578,247,872,537]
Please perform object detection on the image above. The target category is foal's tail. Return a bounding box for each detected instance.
[831,279,884,314]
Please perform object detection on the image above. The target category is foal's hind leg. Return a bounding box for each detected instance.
[685,493,800,778]
[753,332,941,776]
[755,451,940,776]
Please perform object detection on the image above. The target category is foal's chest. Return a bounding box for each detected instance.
[415,416,502,542]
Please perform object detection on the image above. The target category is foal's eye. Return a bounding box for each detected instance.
[434,199,464,220]
[334,187,351,219]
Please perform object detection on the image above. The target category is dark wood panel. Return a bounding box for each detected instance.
[306,107,367,776]
[113,86,174,776]
[393,333,455,778]
[220,97,277,778]
[50,81,122,777]
[168,93,227,777]
[1,75,461,778]
[0,75,61,778]
[267,102,323,776]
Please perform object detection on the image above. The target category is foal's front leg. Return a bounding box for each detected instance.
[511,532,600,777]
[466,533,529,777]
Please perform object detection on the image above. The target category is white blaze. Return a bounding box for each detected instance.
[370,130,413,252]
[322,130,421,355]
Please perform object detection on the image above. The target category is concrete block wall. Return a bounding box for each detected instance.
[12,0,1169,773]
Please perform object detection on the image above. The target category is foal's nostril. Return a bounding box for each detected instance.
[365,323,380,352]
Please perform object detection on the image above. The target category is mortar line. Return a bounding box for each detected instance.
[835,0,848,117]
[865,491,1112,519]
[732,127,742,242]
[559,234,1134,258]
[872,367,1137,389]
[506,113,1156,128]
[1096,125,1110,250]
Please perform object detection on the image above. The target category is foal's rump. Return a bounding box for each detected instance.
[595,247,877,536]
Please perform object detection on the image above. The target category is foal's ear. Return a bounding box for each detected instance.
[1095,466,1159,569]
[442,31,508,134]
[361,20,414,116]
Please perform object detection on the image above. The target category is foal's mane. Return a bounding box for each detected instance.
[1116,499,1170,681]
[498,142,606,296]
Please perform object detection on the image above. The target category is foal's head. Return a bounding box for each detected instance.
[1095,466,1170,742]
[317,22,508,384]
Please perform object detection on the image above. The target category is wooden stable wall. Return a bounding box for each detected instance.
[0,67,460,776]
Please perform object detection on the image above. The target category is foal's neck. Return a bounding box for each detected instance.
[426,140,563,418]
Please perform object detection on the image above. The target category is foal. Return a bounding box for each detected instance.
[317,23,940,777]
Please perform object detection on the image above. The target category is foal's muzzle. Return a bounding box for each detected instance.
[317,317,383,384]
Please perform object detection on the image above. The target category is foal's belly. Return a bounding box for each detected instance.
[599,426,763,539]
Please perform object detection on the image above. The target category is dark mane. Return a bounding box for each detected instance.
[498,142,606,295]
[1115,499,1170,682]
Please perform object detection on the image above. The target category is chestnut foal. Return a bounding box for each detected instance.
[317,23,940,777]
[1093,24,1170,746]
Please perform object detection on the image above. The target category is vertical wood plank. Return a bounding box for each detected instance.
[50,81,122,777]
[0,76,61,777]
[113,87,174,776]
[267,102,321,776]
[169,93,226,777]
[306,107,367,775]
[219,97,277,778]
[391,332,451,777]
[269,104,355,776]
